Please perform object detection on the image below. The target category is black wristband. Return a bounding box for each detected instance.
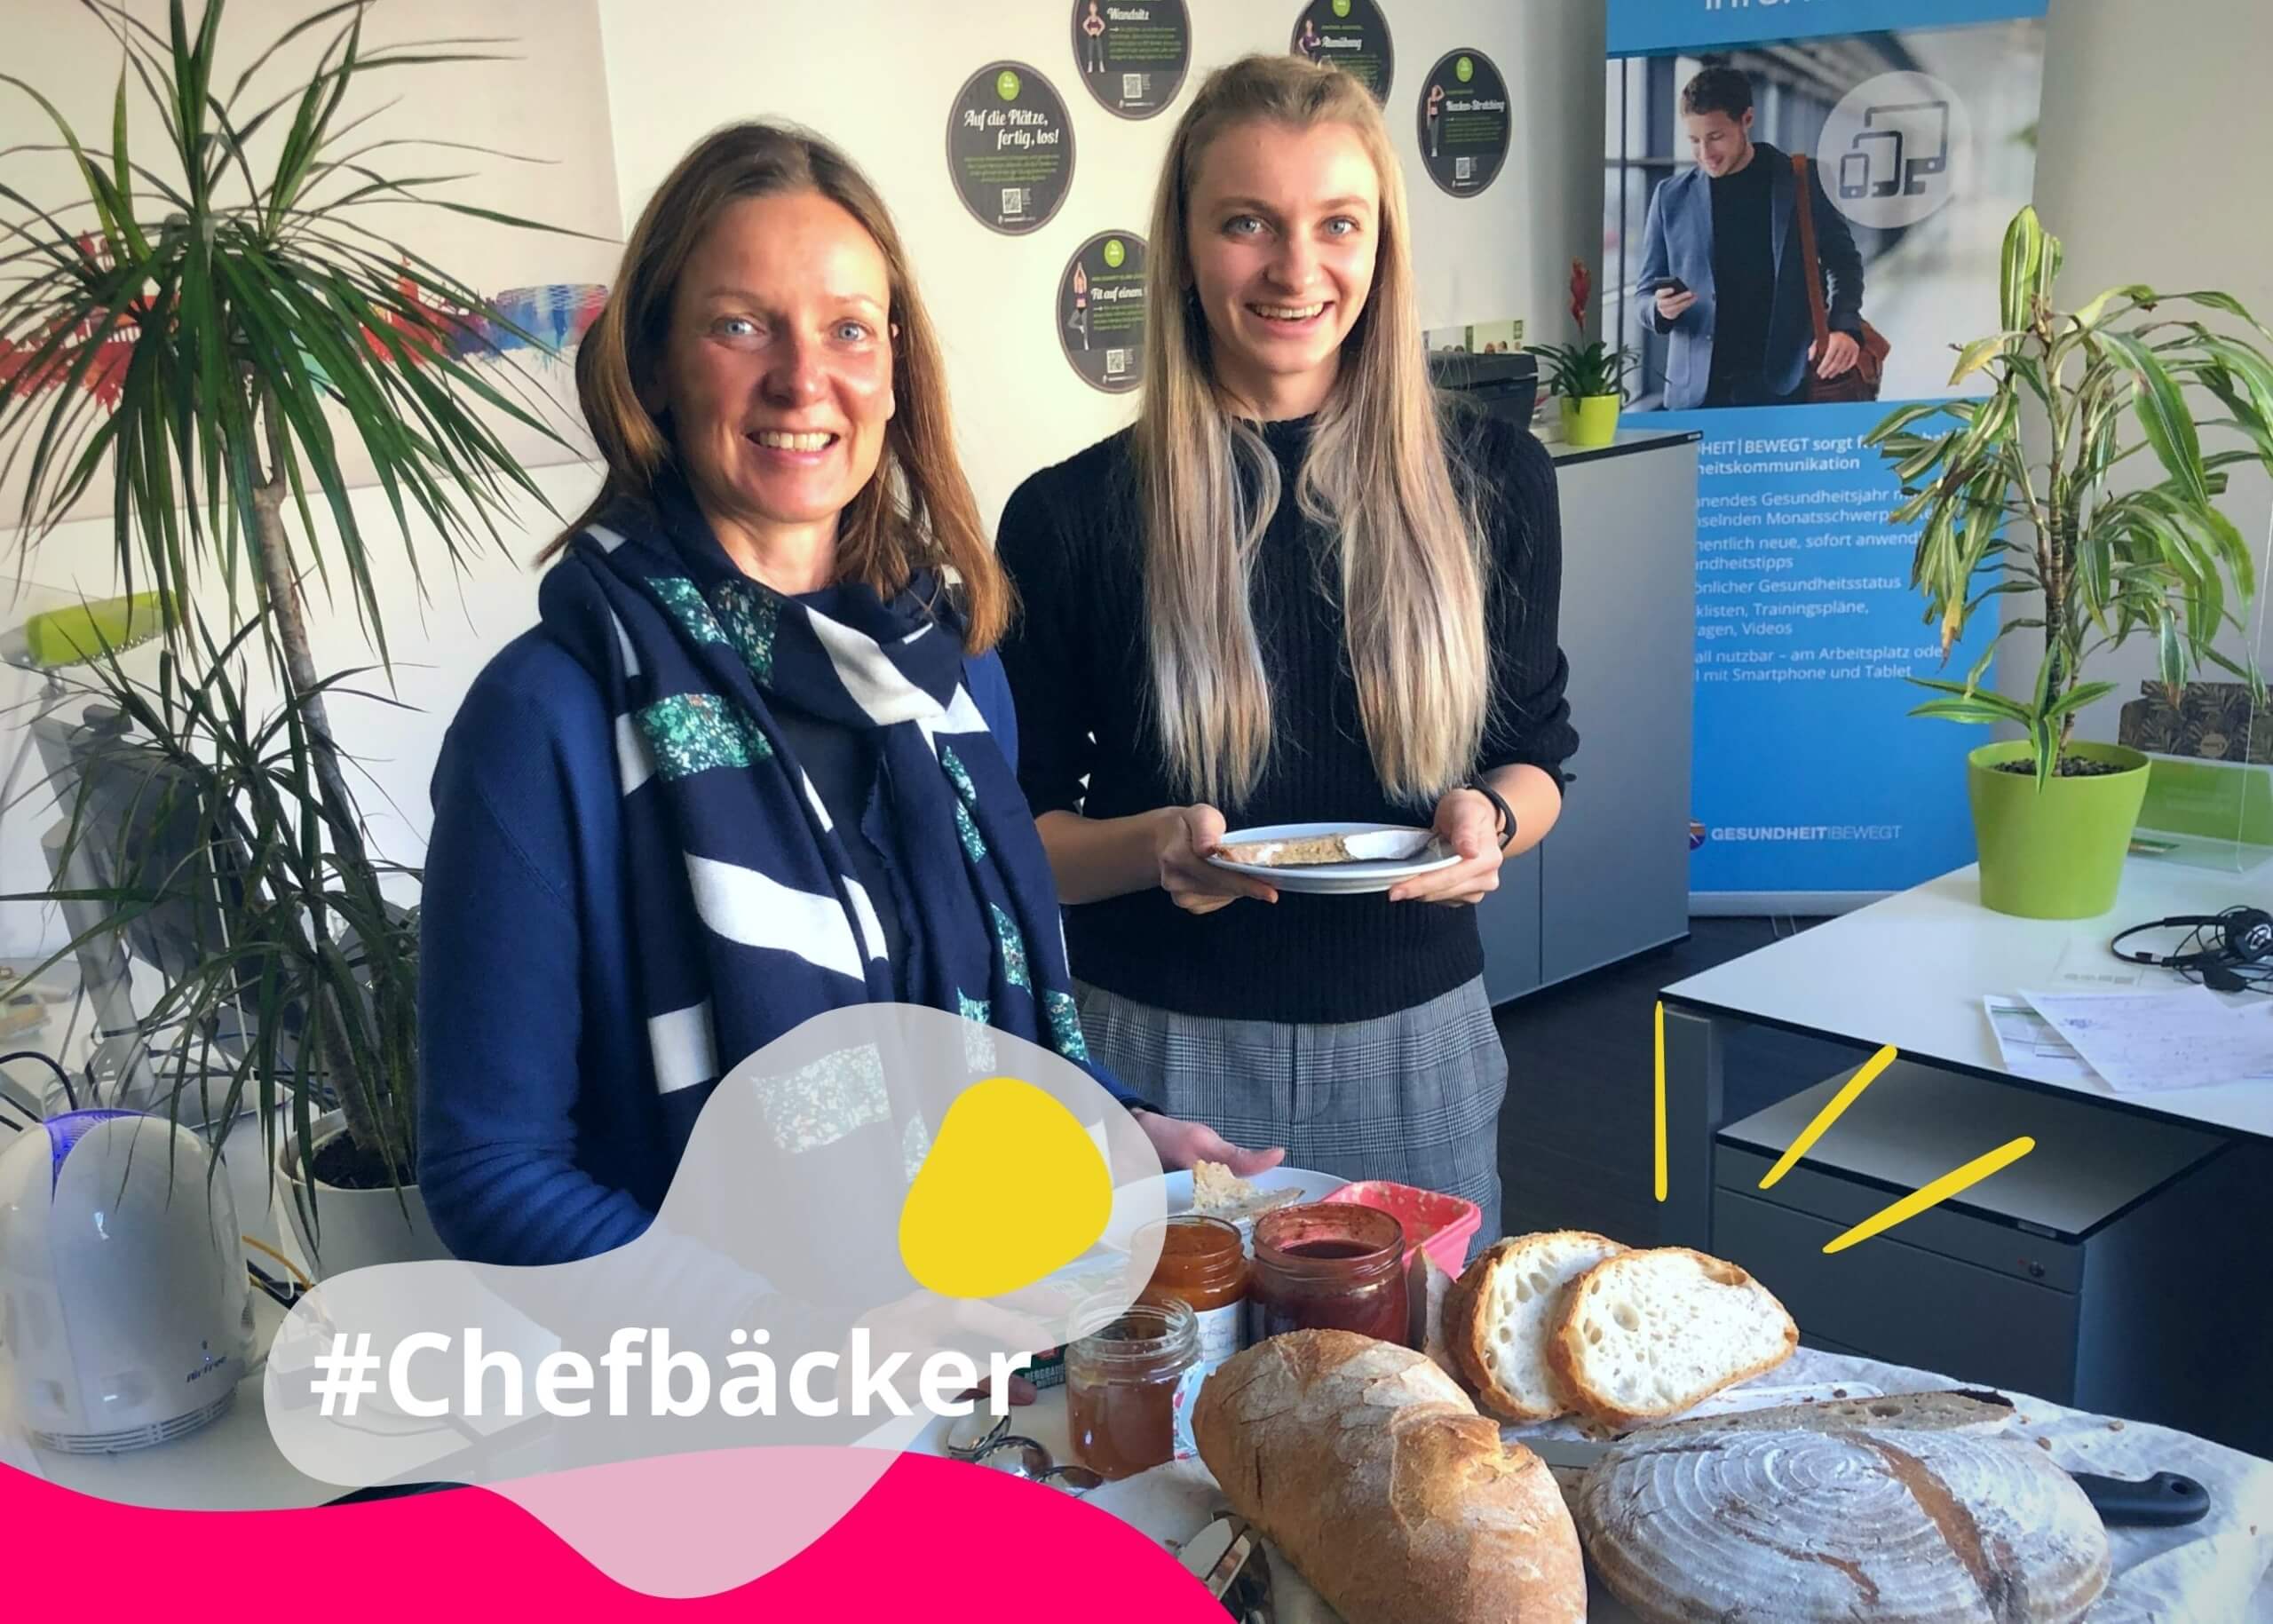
[1469,779,1517,851]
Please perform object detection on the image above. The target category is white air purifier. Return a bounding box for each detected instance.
[0,1109,255,1453]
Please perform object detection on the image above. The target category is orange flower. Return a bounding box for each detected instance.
[1569,258,1591,329]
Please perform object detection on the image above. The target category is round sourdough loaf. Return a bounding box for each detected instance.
[1192,1329,1587,1622]
[1575,1425,2111,1623]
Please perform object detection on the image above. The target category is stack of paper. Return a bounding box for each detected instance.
[1986,987,2273,1094]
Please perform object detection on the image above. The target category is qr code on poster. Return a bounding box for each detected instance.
[1105,348,1129,376]
[1455,157,1474,181]
[1001,188,1024,217]
[1121,73,1144,100]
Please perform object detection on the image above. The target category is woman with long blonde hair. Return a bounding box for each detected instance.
[998,55,1575,1238]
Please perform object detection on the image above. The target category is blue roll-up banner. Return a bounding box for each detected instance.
[1605,0,2048,907]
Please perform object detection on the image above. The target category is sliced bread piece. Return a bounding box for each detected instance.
[1407,1250,1466,1390]
[1190,1159,1303,1221]
[1444,1231,1628,1422]
[1548,1248,1797,1429]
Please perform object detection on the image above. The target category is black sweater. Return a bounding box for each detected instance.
[995,408,1578,1024]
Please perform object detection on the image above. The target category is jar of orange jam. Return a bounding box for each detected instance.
[1065,1298,1200,1481]
[1139,1215,1248,1372]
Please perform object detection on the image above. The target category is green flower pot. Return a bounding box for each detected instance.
[1559,394,1621,448]
[1967,740,2150,919]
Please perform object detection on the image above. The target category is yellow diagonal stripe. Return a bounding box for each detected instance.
[1823,1136,2037,1255]
[1760,1043,1900,1191]
[1653,1001,1667,1203]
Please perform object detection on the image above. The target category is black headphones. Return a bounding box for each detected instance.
[2110,907,2273,992]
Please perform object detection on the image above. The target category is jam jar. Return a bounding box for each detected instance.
[1249,1203,1410,1346]
[1139,1215,1249,1372]
[1065,1298,1201,1480]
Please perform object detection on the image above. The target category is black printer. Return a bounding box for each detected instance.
[1428,347,1539,429]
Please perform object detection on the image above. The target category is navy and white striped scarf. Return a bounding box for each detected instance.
[540,479,1093,1145]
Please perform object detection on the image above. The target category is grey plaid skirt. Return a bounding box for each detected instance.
[1073,976,1508,1250]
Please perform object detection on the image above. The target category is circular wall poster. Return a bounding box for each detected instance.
[946,62,1074,235]
[1057,232,1149,392]
[1289,0,1394,104]
[1417,50,1509,197]
[1070,0,1191,119]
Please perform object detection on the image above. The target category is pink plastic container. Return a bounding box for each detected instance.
[1319,1180,1482,1276]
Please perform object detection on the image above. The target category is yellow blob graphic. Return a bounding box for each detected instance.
[899,1076,1111,1298]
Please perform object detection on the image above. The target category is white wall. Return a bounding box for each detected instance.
[2,0,1608,962]
[0,0,619,959]
[595,0,1605,532]
[2008,0,2273,735]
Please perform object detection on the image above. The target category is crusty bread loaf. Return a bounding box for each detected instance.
[1192,1330,1587,1623]
[1548,1247,1796,1428]
[1444,1231,1626,1422]
[1576,1425,2110,1623]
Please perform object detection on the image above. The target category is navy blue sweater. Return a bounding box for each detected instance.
[417,600,1136,1267]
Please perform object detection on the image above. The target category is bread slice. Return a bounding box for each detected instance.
[1445,1231,1627,1422]
[1213,834,1360,867]
[1548,1248,1797,1429]
[1407,1250,1465,1390]
[1212,829,1435,867]
[1189,1159,1303,1221]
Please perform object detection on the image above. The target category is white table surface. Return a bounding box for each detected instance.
[961,1348,2273,1623]
[1661,860,2273,1138]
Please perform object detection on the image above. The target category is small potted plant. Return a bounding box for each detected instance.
[1532,259,1635,448]
[1865,207,2273,919]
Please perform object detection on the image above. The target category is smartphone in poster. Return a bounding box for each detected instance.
[1070,0,1191,119]
[1057,232,1149,393]
[1604,0,2047,906]
[1289,0,1394,104]
[946,62,1074,236]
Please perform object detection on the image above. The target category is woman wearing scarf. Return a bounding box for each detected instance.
[418,123,1278,1271]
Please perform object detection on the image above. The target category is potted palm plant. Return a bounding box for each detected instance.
[1865,207,2273,919]
[1,1,582,1271]
[1532,259,1634,448]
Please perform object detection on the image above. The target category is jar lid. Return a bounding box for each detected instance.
[1067,1295,1200,1368]
[1252,1200,1405,1273]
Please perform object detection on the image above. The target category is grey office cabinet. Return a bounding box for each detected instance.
[1475,846,1540,1004]
[1711,1058,2269,1457]
[1477,431,1699,1003]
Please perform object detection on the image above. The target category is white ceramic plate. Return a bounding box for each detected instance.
[1205,821,1459,895]
[1101,1164,1349,1256]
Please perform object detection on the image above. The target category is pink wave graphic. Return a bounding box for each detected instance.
[0,1449,1222,1617]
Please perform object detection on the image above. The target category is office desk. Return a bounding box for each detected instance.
[1658,857,2273,1248]
[1,1291,335,1510]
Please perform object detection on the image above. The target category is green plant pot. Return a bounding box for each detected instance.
[1559,394,1621,448]
[1967,740,2150,919]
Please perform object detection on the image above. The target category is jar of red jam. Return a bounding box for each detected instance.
[1139,1215,1248,1373]
[1065,1298,1201,1481]
[1249,1203,1410,1347]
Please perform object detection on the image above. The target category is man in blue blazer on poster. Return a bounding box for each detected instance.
[1635,64,1867,409]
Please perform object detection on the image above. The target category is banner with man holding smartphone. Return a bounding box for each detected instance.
[1604,0,2049,908]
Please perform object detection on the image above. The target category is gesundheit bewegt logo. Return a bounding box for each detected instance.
[1689,819,1707,851]
[261,1005,1169,1598]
